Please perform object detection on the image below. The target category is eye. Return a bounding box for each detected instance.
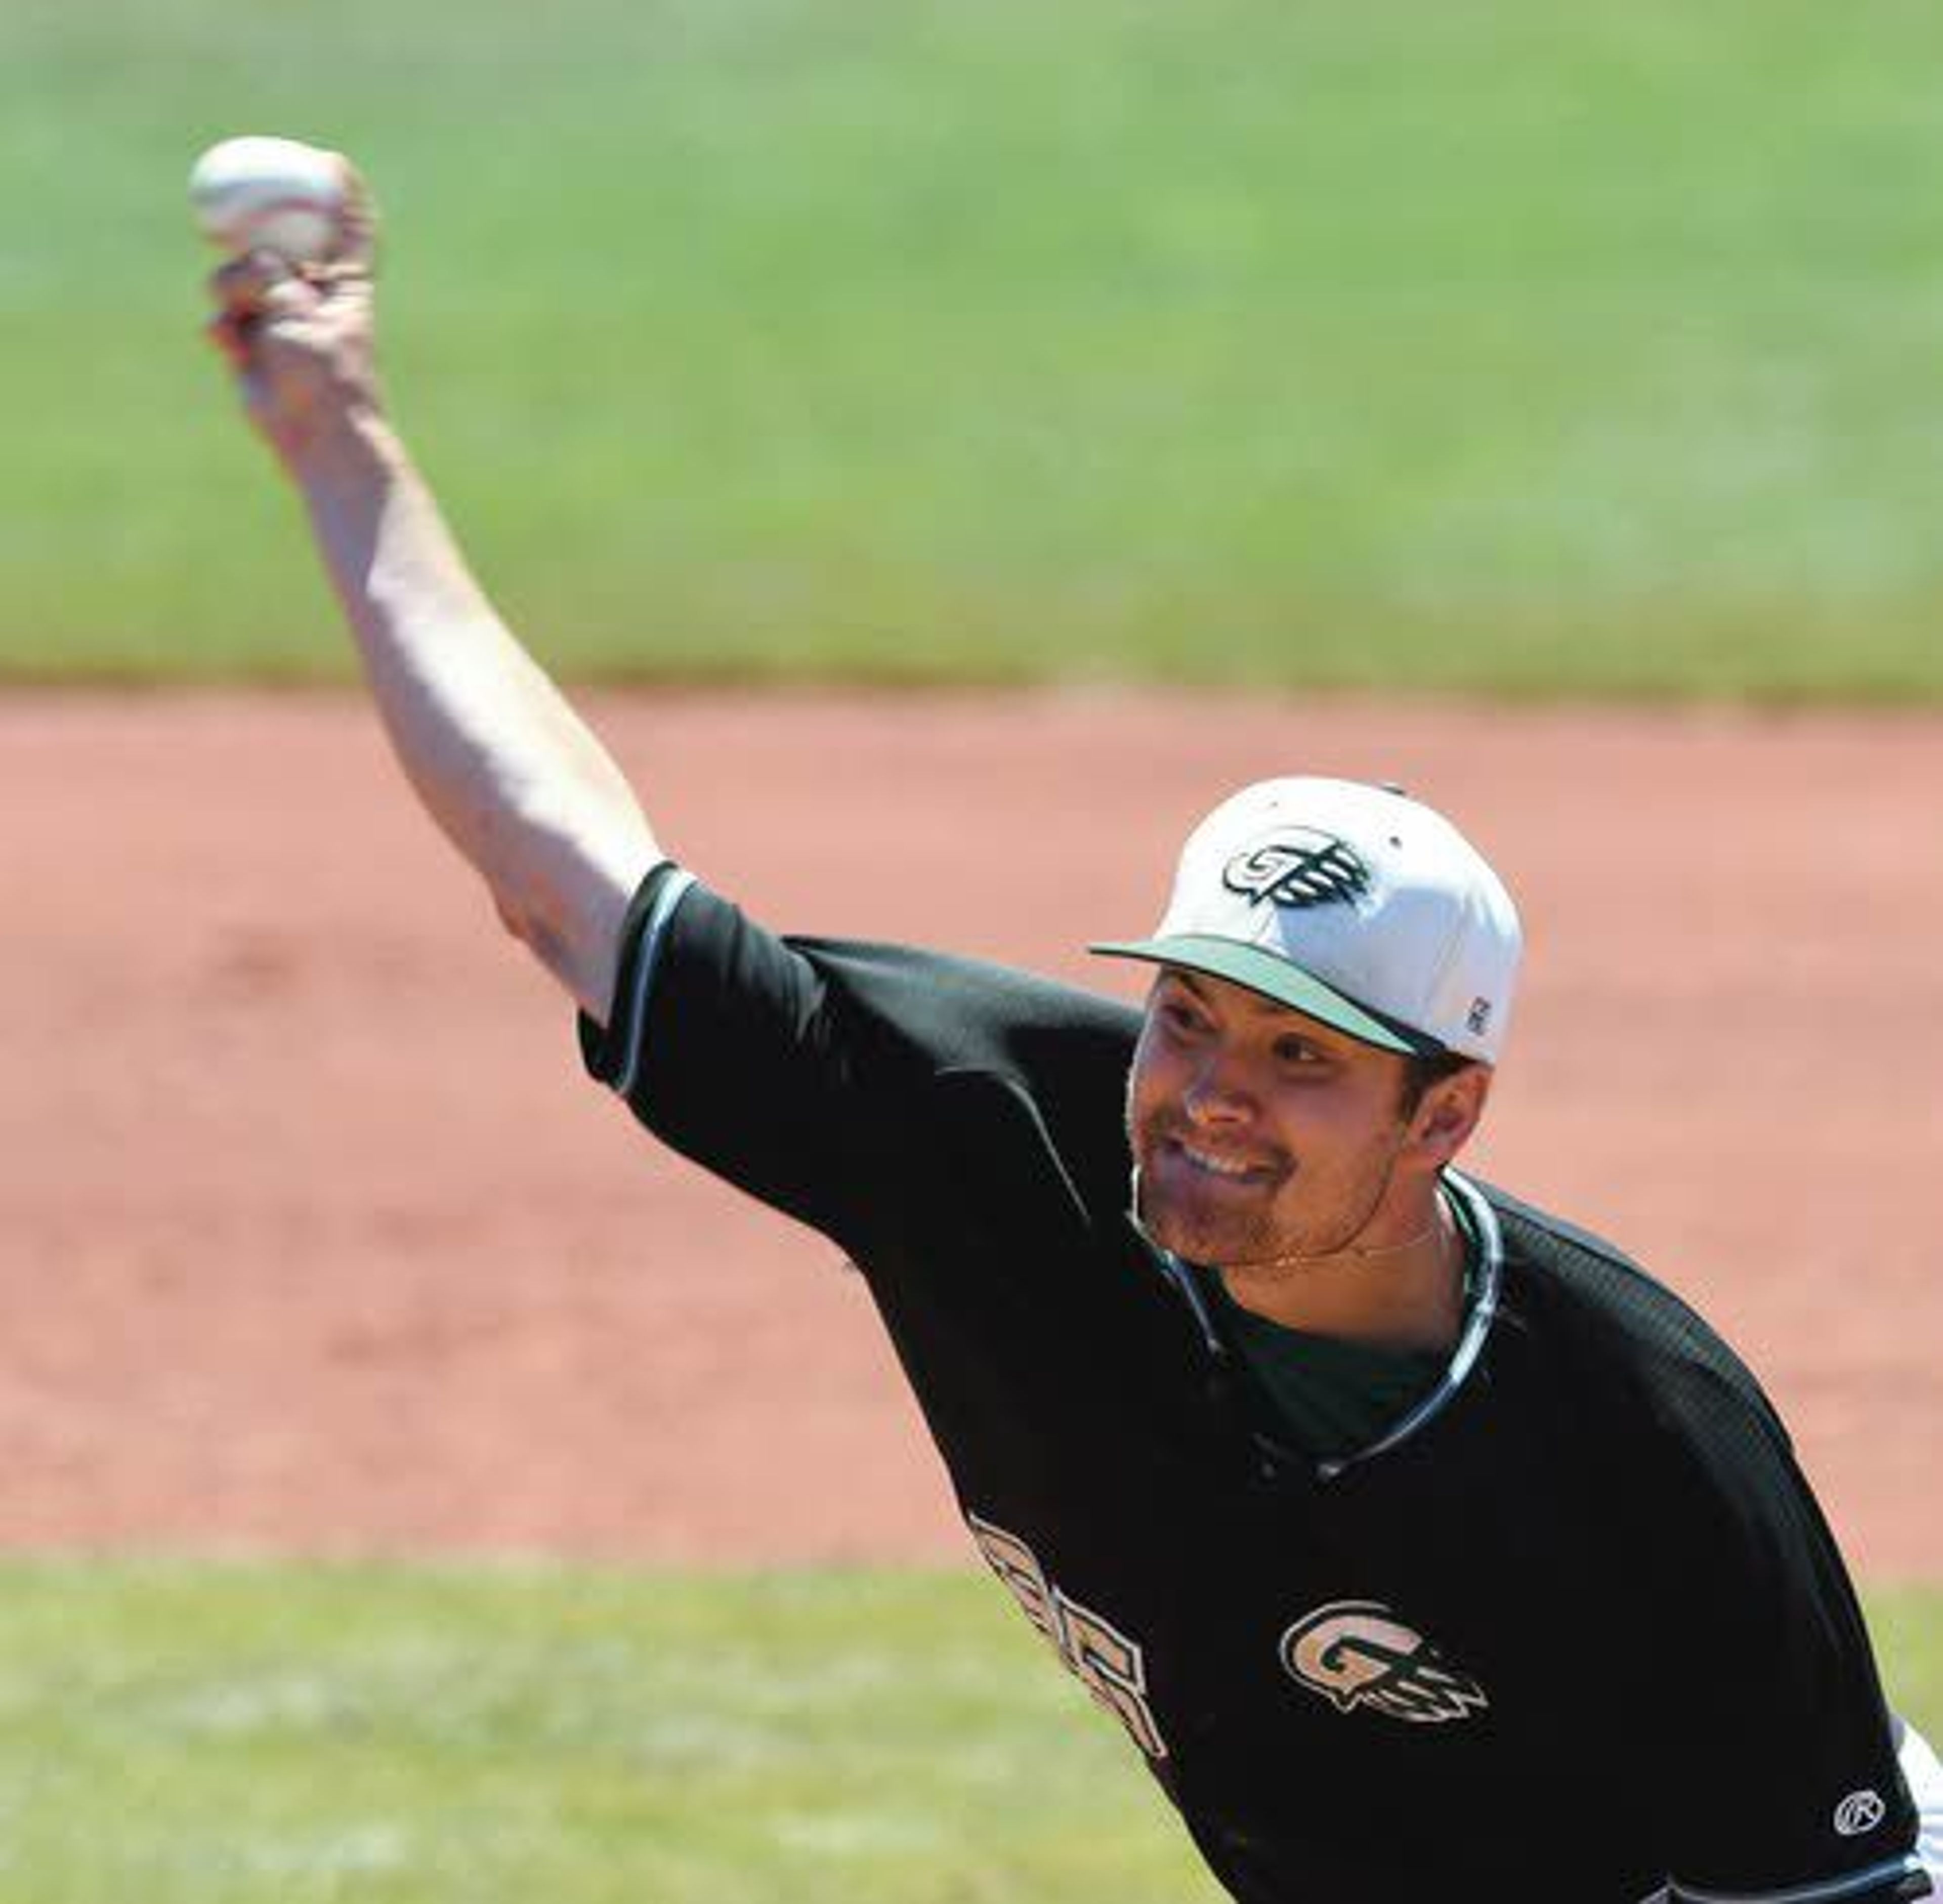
[1157,992,1210,1037]
[1272,1033,1324,1067]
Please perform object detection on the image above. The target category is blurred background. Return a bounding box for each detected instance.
[11,0,1943,693]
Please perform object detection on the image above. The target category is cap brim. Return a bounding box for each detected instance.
[1089,934,1444,1058]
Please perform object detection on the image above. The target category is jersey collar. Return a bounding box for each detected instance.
[1148,1168,1504,1483]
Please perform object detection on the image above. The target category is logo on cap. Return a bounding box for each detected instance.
[1223,831,1371,912]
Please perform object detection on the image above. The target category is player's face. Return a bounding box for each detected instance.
[1126,968,1425,1268]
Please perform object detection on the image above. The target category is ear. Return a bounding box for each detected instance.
[1409,1065,1492,1167]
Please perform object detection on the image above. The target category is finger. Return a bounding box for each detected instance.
[319,153,379,277]
[207,246,313,319]
[255,273,319,322]
[204,310,250,370]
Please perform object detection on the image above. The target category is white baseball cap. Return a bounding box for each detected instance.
[1092,777,1522,1065]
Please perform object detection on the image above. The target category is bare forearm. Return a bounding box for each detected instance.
[203,178,659,1022]
[294,415,658,1020]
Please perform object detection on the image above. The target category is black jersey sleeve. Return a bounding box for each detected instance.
[577,865,897,1241]
[1641,1365,1928,1902]
[576,864,1142,1251]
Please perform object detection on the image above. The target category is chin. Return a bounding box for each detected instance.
[1135,1173,1280,1267]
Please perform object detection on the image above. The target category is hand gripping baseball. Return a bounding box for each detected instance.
[205,157,384,472]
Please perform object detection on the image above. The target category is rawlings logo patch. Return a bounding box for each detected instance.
[1223,831,1371,911]
[1280,1601,1489,1725]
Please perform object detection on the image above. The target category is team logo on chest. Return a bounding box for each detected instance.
[1280,1600,1489,1725]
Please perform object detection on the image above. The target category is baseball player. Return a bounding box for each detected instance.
[205,206,1943,1902]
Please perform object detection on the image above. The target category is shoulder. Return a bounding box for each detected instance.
[784,930,1144,1077]
[660,875,1144,1171]
[587,870,1146,1242]
[1469,1176,1794,1467]
[789,934,1146,1216]
[623,871,1142,1077]
[1478,1180,1770,1390]
[1469,1178,1829,1578]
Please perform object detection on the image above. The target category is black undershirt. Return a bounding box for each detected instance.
[1192,1191,1475,1460]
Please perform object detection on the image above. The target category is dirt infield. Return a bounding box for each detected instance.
[5,690,1940,1577]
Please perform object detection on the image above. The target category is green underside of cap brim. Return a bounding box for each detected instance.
[1089,934,1442,1057]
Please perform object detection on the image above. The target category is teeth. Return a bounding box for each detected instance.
[1180,1145,1257,1179]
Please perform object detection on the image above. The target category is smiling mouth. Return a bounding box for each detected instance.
[1165,1137,1286,1186]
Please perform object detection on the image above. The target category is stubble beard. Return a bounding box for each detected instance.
[1128,1108,1405,1272]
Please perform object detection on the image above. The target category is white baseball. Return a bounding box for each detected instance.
[188,136,351,264]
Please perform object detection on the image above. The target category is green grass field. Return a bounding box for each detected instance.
[2,1564,1215,1902]
[0,1561,1934,1902]
[9,0,1943,692]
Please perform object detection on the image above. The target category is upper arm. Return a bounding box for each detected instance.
[578,869,920,1241]
[577,869,1143,1249]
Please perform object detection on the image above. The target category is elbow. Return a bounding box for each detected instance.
[471,797,568,950]
[491,890,536,945]
[486,876,571,969]
[471,797,656,1017]
[477,853,629,1024]
[488,880,577,992]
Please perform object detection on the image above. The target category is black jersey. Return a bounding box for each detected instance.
[579,868,1929,1904]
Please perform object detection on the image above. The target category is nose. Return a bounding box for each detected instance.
[1180,1047,1256,1126]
